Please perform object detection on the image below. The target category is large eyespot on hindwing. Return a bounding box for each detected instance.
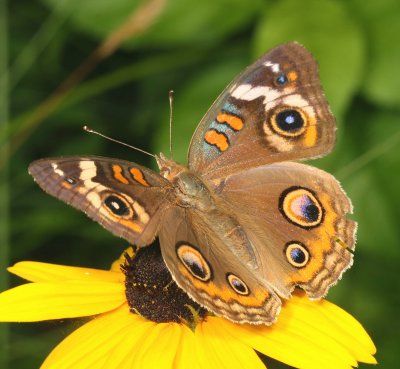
[267,106,308,137]
[103,193,134,218]
[176,243,212,282]
[285,241,310,268]
[279,186,324,228]
[226,273,250,296]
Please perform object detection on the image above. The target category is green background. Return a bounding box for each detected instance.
[1,0,399,368]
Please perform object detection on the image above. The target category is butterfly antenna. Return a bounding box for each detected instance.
[83,126,156,158]
[169,90,174,158]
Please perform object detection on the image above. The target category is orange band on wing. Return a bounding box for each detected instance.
[120,219,143,234]
[216,113,244,131]
[287,71,298,82]
[130,168,150,187]
[303,115,317,147]
[112,165,129,184]
[204,129,229,151]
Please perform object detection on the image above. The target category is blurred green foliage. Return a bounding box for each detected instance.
[1,0,399,368]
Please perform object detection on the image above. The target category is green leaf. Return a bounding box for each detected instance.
[41,0,141,41]
[347,0,399,17]
[351,0,400,107]
[135,0,264,47]
[341,109,400,259]
[365,111,400,215]
[253,0,365,121]
[346,169,399,259]
[42,0,264,48]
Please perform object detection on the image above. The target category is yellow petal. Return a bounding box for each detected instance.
[195,326,224,369]
[173,324,200,369]
[0,280,125,322]
[217,295,376,369]
[41,304,153,369]
[129,322,182,369]
[196,318,267,369]
[141,323,182,369]
[100,319,156,369]
[301,297,377,362]
[218,316,342,369]
[8,261,123,283]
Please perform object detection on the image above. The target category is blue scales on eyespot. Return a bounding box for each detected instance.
[290,247,306,264]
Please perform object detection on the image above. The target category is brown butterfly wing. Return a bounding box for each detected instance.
[159,206,281,324]
[29,157,173,246]
[188,42,336,180]
[212,162,356,299]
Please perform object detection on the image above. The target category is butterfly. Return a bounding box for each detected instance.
[29,42,356,325]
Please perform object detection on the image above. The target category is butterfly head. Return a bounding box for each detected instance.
[156,153,213,210]
[156,153,187,182]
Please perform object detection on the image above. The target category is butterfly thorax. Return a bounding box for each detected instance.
[157,153,257,268]
[156,153,214,211]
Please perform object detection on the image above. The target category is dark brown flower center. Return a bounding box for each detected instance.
[122,240,208,325]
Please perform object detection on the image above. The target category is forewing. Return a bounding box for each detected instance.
[29,156,173,246]
[188,42,336,179]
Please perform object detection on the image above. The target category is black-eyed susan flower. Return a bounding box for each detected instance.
[0,242,376,369]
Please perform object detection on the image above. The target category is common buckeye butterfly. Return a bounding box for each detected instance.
[29,43,356,324]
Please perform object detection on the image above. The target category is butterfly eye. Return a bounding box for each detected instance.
[279,186,324,228]
[269,107,307,137]
[176,243,212,282]
[227,273,250,295]
[275,73,288,86]
[104,194,131,217]
[285,242,310,268]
